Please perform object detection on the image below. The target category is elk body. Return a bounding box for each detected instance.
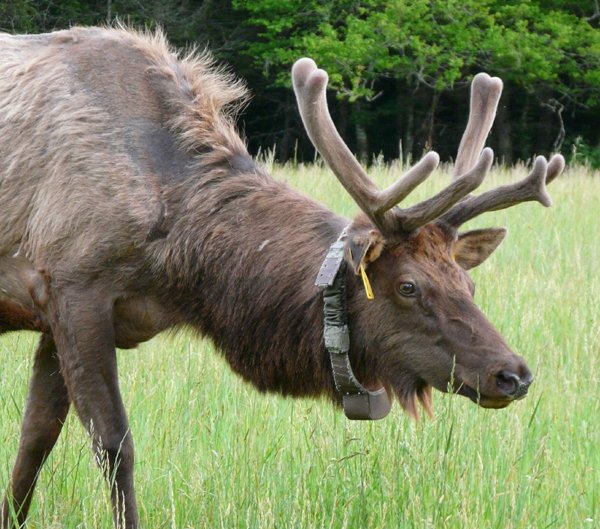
[0,27,564,528]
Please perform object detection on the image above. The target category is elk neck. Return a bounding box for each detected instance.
[150,157,380,402]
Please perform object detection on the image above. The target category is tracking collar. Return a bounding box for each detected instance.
[315,227,392,420]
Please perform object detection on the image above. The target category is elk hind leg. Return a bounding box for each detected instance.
[1,333,70,528]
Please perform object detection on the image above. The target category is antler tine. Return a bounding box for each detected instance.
[441,154,566,227]
[292,58,376,210]
[375,152,440,214]
[453,73,503,179]
[292,58,439,233]
[398,148,494,232]
[546,153,566,184]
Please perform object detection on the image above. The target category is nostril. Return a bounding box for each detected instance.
[521,372,534,389]
[521,369,533,391]
[496,370,521,397]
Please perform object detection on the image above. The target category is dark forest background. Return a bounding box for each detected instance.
[1,0,599,166]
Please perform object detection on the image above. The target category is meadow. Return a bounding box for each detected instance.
[0,161,598,529]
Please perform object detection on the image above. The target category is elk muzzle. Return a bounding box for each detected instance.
[455,357,534,408]
[495,369,533,399]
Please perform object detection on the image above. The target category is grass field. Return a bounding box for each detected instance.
[1,161,598,529]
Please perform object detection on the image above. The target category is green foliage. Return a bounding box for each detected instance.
[569,136,600,168]
[485,2,600,106]
[234,0,600,102]
[234,0,479,97]
[0,0,44,32]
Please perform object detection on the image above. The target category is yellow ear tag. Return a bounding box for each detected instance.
[359,264,375,300]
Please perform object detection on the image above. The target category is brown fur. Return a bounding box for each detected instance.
[1,27,532,529]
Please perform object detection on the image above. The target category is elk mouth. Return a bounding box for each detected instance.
[388,369,529,416]
[455,383,515,409]
[451,363,533,409]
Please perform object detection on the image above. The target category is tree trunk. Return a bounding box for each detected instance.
[519,94,531,160]
[425,90,441,152]
[354,101,369,163]
[495,89,513,165]
[338,98,349,141]
[398,81,415,162]
[279,94,291,162]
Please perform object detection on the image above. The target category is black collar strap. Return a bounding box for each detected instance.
[316,228,391,420]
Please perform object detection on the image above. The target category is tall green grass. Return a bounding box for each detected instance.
[1,163,598,528]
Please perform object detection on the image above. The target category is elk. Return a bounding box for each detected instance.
[0,27,564,529]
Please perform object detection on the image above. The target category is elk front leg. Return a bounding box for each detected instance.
[1,334,70,529]
[46,286,138,529]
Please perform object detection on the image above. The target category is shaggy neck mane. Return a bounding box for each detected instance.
[128,31,381,402]
[155,160,371,400]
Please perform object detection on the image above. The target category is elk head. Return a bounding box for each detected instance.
[293,59,565,418]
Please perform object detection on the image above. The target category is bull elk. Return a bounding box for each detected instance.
[0,27,564,528]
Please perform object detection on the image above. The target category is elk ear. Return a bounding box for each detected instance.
[453,228,507,270]
[347,230,385,274]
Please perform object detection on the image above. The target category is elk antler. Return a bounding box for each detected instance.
[440,71,565,227]
[453,73,503,179]
[292,58,491,234]
[441,154,565,227]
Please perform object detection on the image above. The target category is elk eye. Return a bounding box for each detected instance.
[397,282,416,297]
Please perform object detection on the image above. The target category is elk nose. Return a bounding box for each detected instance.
[495,370,533,399]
